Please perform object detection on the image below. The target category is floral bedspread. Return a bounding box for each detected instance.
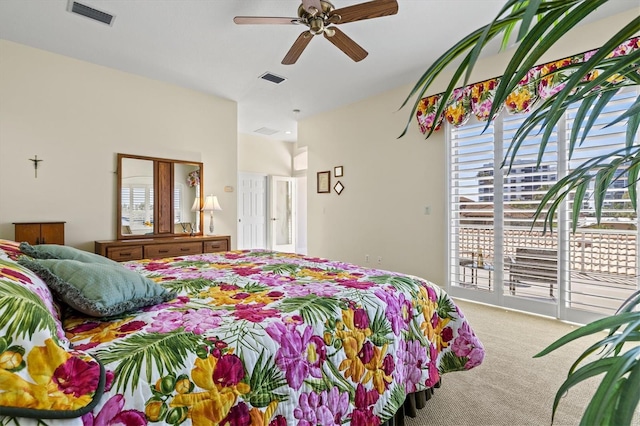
[6,249,484,425]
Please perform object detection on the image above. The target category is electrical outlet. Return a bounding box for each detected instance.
[377,256,382,265]
[365,254,370,263]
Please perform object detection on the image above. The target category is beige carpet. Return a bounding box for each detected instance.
[406,299,639,426]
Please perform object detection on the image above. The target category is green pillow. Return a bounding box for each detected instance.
[19,258,176,317]
[19,242,118,266]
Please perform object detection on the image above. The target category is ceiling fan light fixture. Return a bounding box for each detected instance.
[309,17,324,34]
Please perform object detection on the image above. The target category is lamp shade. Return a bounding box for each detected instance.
[190,197,200,212]
[202,195,222,212]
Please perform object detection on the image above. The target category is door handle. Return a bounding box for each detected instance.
[271,218,277,221]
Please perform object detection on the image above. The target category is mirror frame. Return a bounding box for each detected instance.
[117,153,204,240]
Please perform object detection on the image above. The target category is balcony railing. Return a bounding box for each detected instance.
[457,227,637,277]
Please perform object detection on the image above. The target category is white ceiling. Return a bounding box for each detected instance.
[1,0,637,143]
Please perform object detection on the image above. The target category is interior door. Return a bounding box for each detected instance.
[270,176,296,253]
[237,173,267,249]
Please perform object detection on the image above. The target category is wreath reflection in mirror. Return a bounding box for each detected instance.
[187,170,200,187]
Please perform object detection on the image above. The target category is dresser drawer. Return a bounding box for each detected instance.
[107,246,143,262]
[144,242,203,259]
[204,239,228,253]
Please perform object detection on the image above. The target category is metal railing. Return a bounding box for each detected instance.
[457,227,637,278]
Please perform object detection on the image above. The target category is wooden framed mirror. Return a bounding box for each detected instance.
[117,153,203,239]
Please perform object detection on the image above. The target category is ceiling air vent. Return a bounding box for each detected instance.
[259,72,287,84]
[67,1,115,26]
[254,127,279,136]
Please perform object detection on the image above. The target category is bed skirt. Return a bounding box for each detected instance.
[383,380,441,426]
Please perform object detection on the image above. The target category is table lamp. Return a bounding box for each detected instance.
[202,195,222,235]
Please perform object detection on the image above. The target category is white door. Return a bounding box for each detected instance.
[270,176,296,253]
[237,173,267,249]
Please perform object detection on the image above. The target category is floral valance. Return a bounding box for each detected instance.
[415,37,639,134]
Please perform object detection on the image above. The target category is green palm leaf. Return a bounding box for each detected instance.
[171,259,215,268]
[277,295,341,324]
[216,320,266,355]
[262,263,300,275]
[162,278,212,294]
[242,282,270,293]
[244,350,288,408]
[439,351,468,373]
[534,291,640,425]
[436,293,457,320]
[95,330,204,392]
[379,384,407,422]
[369,275,422,295]
[369,309,393,346]
[0,279,60,341]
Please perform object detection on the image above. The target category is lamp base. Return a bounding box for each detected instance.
[208,212,215,235]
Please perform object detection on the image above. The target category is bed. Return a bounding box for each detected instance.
[0,238,484,425]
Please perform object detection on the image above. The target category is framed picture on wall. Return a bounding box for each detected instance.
[334,166,343,177]
[317,171,331,193]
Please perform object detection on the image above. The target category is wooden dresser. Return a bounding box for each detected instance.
[14,221,65,245]
[95,235,231,262]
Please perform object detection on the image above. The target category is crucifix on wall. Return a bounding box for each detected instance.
[29,155,43,178]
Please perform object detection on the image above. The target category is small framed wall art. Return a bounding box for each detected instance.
[334,166,343,177]
[334,181,344,195]
[317,171,331,193]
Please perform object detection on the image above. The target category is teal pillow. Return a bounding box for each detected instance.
[19,258,176,317]
[19,242,118,266]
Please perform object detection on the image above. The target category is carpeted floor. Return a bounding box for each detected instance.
[406,299,639,426]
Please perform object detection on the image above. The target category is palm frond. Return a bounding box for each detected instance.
[277,295,341,324]
[379,384,407,422]
[369,309,393,346]
[171,260,214,268]
[0,280,60,341]
[439,351,468,373]
[242,282,270,293]
[215,320,266,355]
[95,330,204,392]
[369,275,422,295]
[261,263,300,275]
[436,293,457,320]
[532,145,640,232]
[533,289,640,425]
[245,350,288,408]
[162,278,212,294]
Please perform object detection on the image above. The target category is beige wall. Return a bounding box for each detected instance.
[238,133,293,176]
[300,11,635,286]
[0,40,238,251]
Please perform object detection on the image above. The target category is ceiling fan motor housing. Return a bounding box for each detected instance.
[298,0,338,35]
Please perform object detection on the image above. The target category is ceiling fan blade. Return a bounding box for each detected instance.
[324,27,368,62]
[301,0,323,15]
[233,16,300,25]
[329,0,398,24]
[282,31,314,65]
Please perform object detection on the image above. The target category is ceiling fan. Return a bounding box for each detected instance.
[233,0,399,65]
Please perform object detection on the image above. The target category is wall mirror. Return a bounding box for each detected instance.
[117,153,203,239]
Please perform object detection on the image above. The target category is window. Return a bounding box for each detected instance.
[448,89,639,319]
[121,184,154,235]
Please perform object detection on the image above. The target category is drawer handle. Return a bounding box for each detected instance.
[121,252,132,256]
[159,250,169,254]
[180,248,191,252]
